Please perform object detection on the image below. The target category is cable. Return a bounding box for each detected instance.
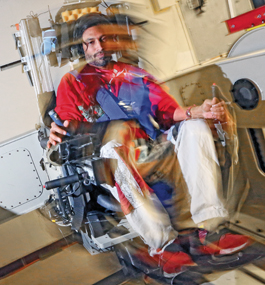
[27,10,49,18]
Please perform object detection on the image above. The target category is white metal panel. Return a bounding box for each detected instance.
[178,0,246,63]
[0,131,50,214]
[217,50,265,100]
[0,148,43,209]
[228,27,265,57]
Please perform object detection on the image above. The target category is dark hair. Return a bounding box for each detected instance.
[73,13,111,56]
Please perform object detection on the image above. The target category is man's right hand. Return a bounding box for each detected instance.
[47,120,72,149]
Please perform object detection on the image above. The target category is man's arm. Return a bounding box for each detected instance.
[173,97,227,122]
[47,72,93,148]
[145,78,227,128]
[47,120,95,148]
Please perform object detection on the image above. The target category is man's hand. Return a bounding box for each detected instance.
[174,97,229,122]
[47,120,74,149]
[201,97,227,122]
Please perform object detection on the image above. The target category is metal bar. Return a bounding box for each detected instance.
[0,60,21,71]
[239,267,265,284]
[0,234,76,279]
[92,269,129,285]
[227,0,236,18]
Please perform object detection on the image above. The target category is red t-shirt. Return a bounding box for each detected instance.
[55,62,179,131]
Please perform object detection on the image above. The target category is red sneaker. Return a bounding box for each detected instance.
[190,229,251,255]
[133,240,195,277]
[159,240,196,277]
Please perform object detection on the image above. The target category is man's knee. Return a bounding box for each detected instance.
[181,119,212,139]
[102,120,138,145]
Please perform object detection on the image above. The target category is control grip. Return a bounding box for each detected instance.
[48,110,70,136]
[45,174,81,190]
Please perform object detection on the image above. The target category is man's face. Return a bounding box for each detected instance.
[82,25,112,68]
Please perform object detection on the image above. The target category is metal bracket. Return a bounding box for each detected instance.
[21,56,28,63]
[23,65,31,72]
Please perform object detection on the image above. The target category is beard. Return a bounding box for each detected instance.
[85,51,112,67]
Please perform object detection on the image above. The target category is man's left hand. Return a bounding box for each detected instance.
[202,97,227,122]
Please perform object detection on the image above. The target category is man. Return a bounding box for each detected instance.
[48,13,249,276]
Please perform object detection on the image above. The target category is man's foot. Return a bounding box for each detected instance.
[159,240,196,277]
[189,229,251,256]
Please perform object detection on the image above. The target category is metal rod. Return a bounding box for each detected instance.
[239,267,265,284]
[93,269,129,285]
[0,60,21,71]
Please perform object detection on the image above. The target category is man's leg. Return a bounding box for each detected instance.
[172,119,228,225]
[171,119,250,254]
[100,120,178,250]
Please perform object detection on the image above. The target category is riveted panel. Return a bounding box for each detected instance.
[0,148,43,209]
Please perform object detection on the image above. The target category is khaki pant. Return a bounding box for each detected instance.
[100,119,228,250]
